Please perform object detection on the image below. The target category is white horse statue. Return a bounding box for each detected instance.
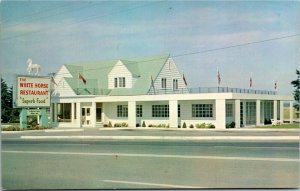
[27,58,41,76]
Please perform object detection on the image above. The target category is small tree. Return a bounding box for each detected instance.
[1,78,19,123]
[182,122,187,128]
[142,121,146,127]
[291,69,300,111]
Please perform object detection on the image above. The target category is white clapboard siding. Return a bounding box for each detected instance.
[52,78,76,96]
[108,60,133,89]
[54,65,72,85]
[149,57,188,94]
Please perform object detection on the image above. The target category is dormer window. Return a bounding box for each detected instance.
[114,77,126,88]
[114,78,118,88]
[119,77,125,87]
[161,78,167,89]
[173,79,178,90]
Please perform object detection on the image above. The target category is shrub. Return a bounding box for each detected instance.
[114,123,121,127]
[136,123,140,127]
[2,125,21,131]
[189,124,194,128]
[121,122,128,127]
[206,123,215,128]
[25,125,52,130]
[148,124,153,127]
[142,121,146,127]
[182,122,187,128]
[264,118,271,125]
[196,123,206,128]
[226,121,235,128]
[103,124,108,127]
[108,121,112,127]
[178,125,181,128]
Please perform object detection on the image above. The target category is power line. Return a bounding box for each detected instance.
[0,2,71,23]
[0,1,163,41]
[2,2,101,29]
[173,33,300,58]
[2,33,299,84]
[52,33,300,76]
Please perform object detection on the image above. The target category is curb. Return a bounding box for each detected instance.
[44,129,84,133]
[20,135,299,141]
[99,127,300,132]
[1,130,43,134]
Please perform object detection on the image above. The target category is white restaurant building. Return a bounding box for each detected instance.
[51,54,294,129]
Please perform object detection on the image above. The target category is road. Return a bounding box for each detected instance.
[2,138,299,190]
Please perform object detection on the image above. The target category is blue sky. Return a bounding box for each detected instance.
[0,1,299,94]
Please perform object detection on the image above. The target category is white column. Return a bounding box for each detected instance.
[76,102,81,128]
[92,102,96,127]
[256,100,261,126]
[169,100,178,128]
[54,103,57,123]
[71,103,75,124]
[289,101,294,123]
[216,99,226,129]
[273,100,277,123]
[280,101,284,122]
[128,101,136,128]
[243,101,246,127]
[234,99,240,128]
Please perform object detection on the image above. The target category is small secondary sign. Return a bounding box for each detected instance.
[16,76,51,107]
[27,109,41,115]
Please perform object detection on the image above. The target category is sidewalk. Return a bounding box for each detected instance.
[2,127,299,141]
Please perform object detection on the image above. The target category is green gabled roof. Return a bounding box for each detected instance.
[64,77,101,95]
[120,60,140,77]
[64,65,83,78]
[62,53,170,96]
[109,54,170,96]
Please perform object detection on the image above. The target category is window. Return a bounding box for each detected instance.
[152,105,169,117]
[192,104,213,118]
[136,105,143,117]
[178,104,181,117]
[114,78,118,88]
[161,78,167,89]
[246,102,256,125]
[173,79,178,90]
[117,105,128,117]
[114,77,125,88]
[119,77,125,87]
[57,103,71,122]
[226,104,233,117]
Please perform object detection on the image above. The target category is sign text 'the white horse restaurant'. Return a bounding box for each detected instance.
[16,76,51,107]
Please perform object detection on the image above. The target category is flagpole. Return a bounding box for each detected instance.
[250,72,253,90]
[77,72,79,95]
[217,67,220,93]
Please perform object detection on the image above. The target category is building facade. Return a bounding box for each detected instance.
[51,54,294,129]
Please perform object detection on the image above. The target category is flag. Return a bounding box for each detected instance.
[217,69,221,85]
[51,76,57,85]
[274,81,277,90]
[78,73,86,85]
[151,75,154,87]
[183,73,187,86]
[250,76,253,88]
[151,75,156,94]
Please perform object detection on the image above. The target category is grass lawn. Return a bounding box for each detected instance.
[256,123,299,129]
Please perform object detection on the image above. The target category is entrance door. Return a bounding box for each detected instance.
[82,107,91,126]
[96,107,102,122]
